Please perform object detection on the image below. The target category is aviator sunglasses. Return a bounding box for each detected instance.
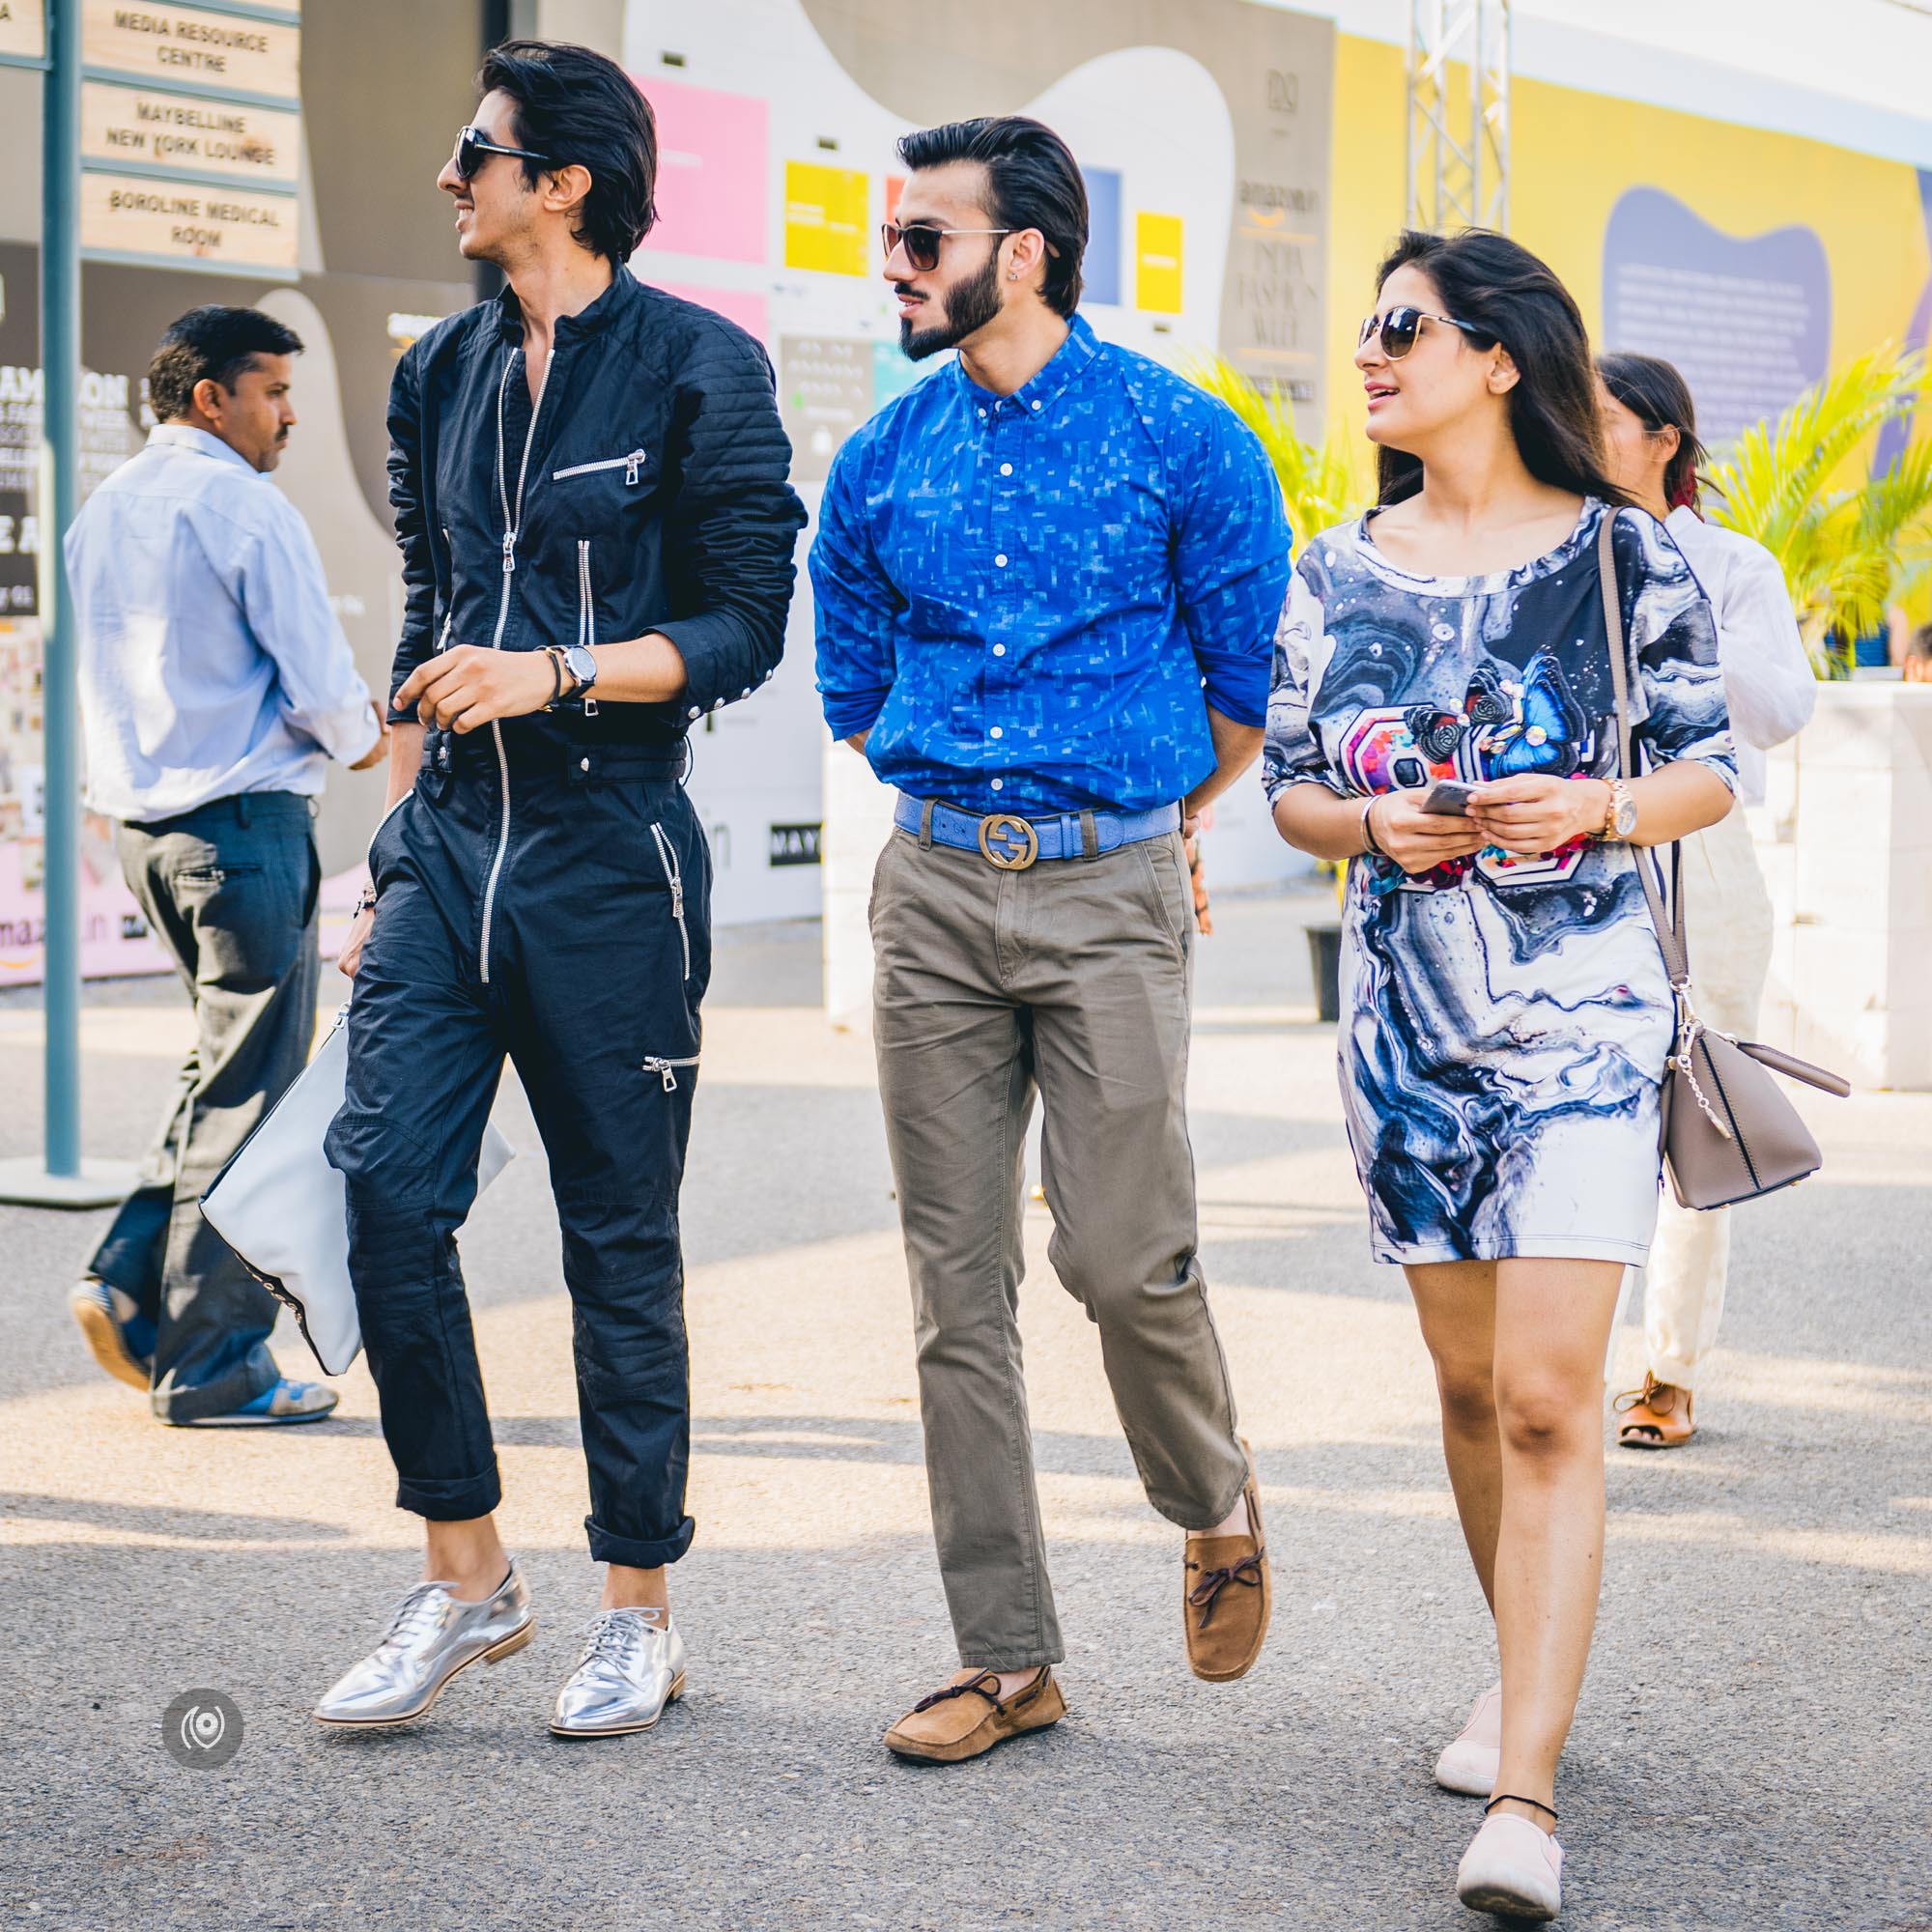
[452,123,554,182]
[1358,305,1496,359]
[880,219,1014,273]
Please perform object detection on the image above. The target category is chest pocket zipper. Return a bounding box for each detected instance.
[648,820,691,980]
[554,449,648,484]
[641,1054,700,1093]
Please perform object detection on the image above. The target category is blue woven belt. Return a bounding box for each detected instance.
[893,792,1180,870]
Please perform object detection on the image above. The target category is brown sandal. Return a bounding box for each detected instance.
[1614,1372,1695,1448]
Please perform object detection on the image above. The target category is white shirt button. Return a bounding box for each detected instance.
[989,725,1003,739]
[999,463,1012,476]
[1030,400,1041,412]
[687,705,700,719]
[740,687,751,698]
[994,554,1009,567]
[990,778,1003,791]
[712,697,724,710]
[978,408,987,419]
[580,757,590,772]
[992,643,1007,656]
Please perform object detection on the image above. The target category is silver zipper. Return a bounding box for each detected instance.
[640,1053,700,1093]
[576,538,599,717]
[478,346,555,986]
[648,820,691,980]
[367,787,414,855]
[553,448,647,484]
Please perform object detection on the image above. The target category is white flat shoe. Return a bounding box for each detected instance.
[1457,1811,1563,1921]
[1435,1680,1502,1795]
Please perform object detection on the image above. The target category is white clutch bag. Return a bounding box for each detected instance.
[201,1010,515,1377]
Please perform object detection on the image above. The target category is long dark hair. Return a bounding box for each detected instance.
[1597,352,1707,511]
[480,41,658,263]
[1371,229,1628,511]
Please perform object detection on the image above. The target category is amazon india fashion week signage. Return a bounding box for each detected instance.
[79,3,302,276]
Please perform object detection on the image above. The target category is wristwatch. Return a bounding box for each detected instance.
[563,644,599,698]
[1602,778,1638,840]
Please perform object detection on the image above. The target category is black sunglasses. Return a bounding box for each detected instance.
[1358,305,1495,359]
[881,220,1013,274]
[453,124,554,183]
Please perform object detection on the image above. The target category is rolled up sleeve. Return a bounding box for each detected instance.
[241,496,378,765]
[1170,395,1293,727]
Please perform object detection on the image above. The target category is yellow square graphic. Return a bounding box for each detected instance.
[1135,213,1184,313]
[784,161,870,278]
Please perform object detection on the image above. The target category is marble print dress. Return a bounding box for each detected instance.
[1264,500,1735,1266]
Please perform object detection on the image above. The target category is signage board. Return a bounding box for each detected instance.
[83,1,300,102]
[80,169,299,271]
[0,0,46,66]
[81,80,301,185]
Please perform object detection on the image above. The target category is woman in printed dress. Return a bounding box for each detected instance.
[1264,229,1737,1921]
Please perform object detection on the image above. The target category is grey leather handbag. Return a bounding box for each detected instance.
[1596,513,1849,1209]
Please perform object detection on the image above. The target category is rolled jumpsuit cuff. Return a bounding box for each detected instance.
[586,1513,696,1569]
[397,1465,502,1522]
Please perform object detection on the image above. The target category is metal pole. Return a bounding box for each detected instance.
[41,0,81,1179]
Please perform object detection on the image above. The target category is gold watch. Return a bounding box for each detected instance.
[1602,779,1637,840]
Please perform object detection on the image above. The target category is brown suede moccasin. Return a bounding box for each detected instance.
[882,1667,1065,1764]
[1183,1439,1270,1682]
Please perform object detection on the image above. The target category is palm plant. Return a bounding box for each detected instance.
[1184,355,1366,547]
[1702,347,1932,676]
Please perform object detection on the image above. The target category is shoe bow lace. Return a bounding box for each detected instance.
[1186,1550,1265,1630]
[912,1670,1004,1714]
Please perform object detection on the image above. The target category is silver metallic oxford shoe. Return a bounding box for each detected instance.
[549,1607,686,1738]
[313,1563,534,1728]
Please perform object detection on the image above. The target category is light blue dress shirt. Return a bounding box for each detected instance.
[66,423,378,823]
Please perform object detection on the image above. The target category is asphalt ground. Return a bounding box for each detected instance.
[2,891,1928,1931]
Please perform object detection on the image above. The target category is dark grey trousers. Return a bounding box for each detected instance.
[88,791,323,1422]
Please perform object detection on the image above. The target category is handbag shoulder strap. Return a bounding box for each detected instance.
[1595,508,1690,987]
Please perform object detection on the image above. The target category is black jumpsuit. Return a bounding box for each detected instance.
[327,273,803,1565]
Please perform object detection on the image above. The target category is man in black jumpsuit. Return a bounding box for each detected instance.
[313,42,803,1737]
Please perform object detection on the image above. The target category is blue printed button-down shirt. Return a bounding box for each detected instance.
[810,315,1292,815]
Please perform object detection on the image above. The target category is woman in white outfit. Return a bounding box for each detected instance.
[1594,353,1816,1446]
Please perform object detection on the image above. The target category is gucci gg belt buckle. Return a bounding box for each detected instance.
[977,812,1039,870]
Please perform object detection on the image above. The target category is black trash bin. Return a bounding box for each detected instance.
[1306,923,1342,1023]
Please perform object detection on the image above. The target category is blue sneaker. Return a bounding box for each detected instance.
[71,1277,155,1392]
[170,1378,340,1428]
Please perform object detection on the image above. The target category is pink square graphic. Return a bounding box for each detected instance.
[635,76,768,266]
[646,280,769,344]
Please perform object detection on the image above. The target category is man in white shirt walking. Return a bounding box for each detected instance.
[66,305,385,1426]
[1599,352,1816,1447]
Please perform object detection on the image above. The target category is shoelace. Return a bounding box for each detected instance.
[576,1607,667,1671]
[912,1670,1006,1715]
[382,1582,454,1649]
[1185,1550,1265,1630]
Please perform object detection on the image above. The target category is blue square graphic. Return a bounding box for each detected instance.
[1082,167,1122,307]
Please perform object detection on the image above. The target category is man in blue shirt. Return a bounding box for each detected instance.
[67,305,385,1426]
[812,116,1293,1765]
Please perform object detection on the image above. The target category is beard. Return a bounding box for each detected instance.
[899,250,1003,361]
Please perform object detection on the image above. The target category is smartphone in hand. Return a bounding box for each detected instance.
[1420,779,1479,816]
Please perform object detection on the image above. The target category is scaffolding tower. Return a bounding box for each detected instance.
[1406,0,1513,234]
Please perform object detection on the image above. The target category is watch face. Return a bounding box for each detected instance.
[1614,799,1639,837]
[565,645,598,685]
